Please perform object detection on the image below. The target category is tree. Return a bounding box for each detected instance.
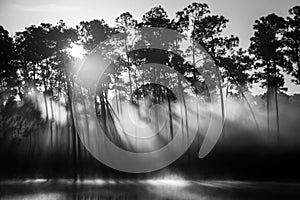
[77,19,112,51]
[284,6,300,84]
[175,3,241,140]
[14,20,82,180]
[249,13,287,142]
[0,26,16,99]
[221,49,253,97]
[0,26,17,136]
[140,5,171,28]
[115,12,138,96]
[116,12,137,32]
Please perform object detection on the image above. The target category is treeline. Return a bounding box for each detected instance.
[0,2,299,179]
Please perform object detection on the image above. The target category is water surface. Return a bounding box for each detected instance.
[1,179,300,200]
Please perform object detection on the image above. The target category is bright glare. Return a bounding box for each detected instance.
[67,43,85,59]
[143,175,190,187]
[24,178,48,183]
[145,179,190,187]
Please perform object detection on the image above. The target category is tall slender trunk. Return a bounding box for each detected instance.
[178,77,189,142]
[224,69,260,134]
[267,64,270,138]
[124,28,133,96]
[65,71,77,182]
[167,95,173,138]
[80,88,90,146]
[210,37,225,142]
[114,74,120,113]
[217,70,225,141]
[275,87,279,144]
[49,83,55,121]
[274,63,280,144]
[49,84,55,149]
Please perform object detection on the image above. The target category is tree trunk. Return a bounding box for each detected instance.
[274,63,280,144]
[65,71,77,182]
[267,64,270,138]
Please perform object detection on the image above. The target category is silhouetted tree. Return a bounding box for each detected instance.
[249,13,287,142]
[0,26,16,102]
[1,3,300,180]
[284,6,300,84]
[77,19,112,51]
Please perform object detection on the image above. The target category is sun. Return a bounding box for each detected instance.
[67,43,86,59]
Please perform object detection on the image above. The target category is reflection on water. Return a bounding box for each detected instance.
[1,178,300,200]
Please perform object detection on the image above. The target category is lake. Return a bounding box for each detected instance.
[1,178,300,200]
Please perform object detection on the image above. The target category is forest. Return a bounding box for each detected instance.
[0,2,300,181]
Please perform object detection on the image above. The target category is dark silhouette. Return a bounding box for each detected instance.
[0,3,299,184]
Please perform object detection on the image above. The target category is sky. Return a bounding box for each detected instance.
[0,0,299,95]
